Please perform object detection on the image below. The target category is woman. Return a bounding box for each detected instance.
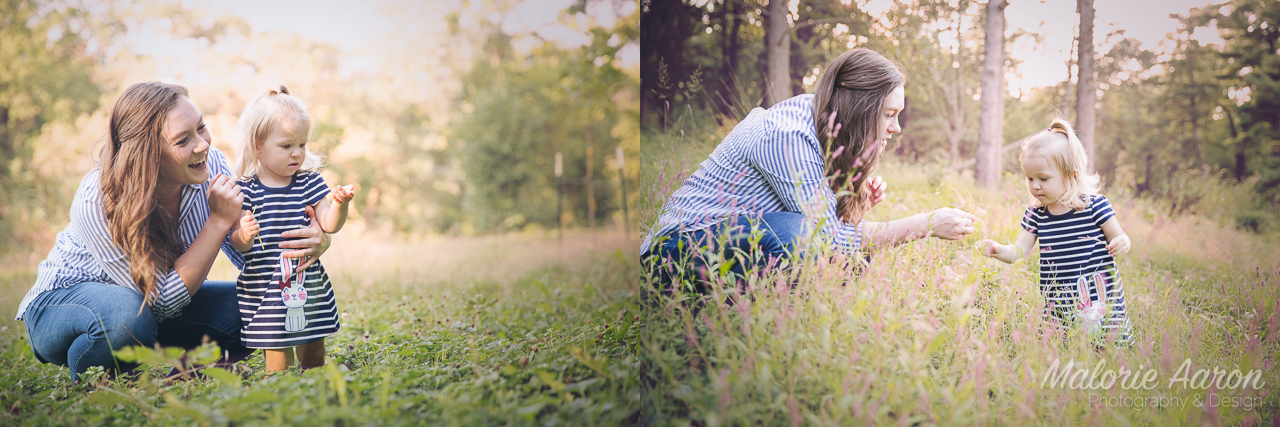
[16,82,332,381]
[643,49,977,290]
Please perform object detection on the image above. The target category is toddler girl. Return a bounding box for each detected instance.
[229,85,355,371]
[979,119,1133,347]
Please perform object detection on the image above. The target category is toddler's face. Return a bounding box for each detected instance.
[1022,154,1067,206]
[257,122,307,186]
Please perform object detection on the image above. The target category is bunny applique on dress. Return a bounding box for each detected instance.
[1073,273,1108,340]
[277,253,309,333]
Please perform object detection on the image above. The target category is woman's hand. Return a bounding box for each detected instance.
[865,176,887,209]
[927,208,978,240]
[207,174,243,227]
[280,205,331,271]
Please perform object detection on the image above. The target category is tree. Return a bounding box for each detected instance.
[1201,0,1280,204]
[0,0,111,245]
[454,26,635,232]
[640,0,701,128]
[763,0,791,107]
[788,1,875,96]
[1076,0,1097,171]
[975,0,1008,188]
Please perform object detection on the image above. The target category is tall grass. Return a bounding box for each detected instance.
[0,231,645,426]
[637,129,1280,425]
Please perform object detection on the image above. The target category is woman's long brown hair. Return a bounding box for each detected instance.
[812,49,905,223]
[99,82,188,305]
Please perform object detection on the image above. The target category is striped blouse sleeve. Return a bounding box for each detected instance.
[744,125,864,255]
[68,178,191,320]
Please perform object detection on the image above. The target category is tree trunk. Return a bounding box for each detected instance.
[763,0,791,108]
[586,130,595,232]
[1188,41,1206,171]
[719,0,741,117]
[1225,106,1246,182]
[1075,0,1096,172]
[1062,30,1075,122]
[976,0,1008,189]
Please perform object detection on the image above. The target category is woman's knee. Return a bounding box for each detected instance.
[741,212,807,256]
[94,302,158,350]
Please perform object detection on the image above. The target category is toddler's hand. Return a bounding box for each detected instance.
[1107,234,1131,256]
[240,212,260,239]
[329,184,356,205]
[977,239,1001,258]
[866,176,888,209]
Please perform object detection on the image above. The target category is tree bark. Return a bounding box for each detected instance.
[1225,106,1247,182]
[719,0,741,117]
[1062,30,1075,121]
[976,0,1008,189]
[763,0,791,108]
[1075,0,1096,172]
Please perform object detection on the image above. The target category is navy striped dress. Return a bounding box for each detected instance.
[237,172,340,349]
[1021,194,1132,344]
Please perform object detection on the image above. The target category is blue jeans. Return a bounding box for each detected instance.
[644,212,807,295]
[22,281,251,382]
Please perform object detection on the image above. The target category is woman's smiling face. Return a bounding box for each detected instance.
[157,96,211,188]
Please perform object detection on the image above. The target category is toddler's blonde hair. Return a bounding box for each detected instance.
[231,84,325,179]
[1019,118,1100,211]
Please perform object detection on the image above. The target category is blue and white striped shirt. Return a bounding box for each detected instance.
[16,147,246,321]
[641,94,865,256]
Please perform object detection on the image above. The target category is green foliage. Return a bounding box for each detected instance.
[642,0,1280,227]
[0,251,643,426]
[0,0,113,247]
[1234,210,1269,233]
[454,22,638,233]
[1195,0,1280,205]
[637,149,1280,424]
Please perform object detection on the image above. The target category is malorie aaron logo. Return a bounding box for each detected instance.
[1040,358,1269,410]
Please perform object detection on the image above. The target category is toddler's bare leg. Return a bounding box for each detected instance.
[264,348,295,372]
[297,339,326,370]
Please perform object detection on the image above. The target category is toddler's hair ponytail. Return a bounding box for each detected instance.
[1020,118,1100,210]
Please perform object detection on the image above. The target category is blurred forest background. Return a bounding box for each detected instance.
[0,0,640,258]
[640,0,1280,233]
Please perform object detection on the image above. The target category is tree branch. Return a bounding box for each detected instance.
[954,136,1027,169]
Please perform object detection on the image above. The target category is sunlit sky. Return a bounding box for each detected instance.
[200,0,638,68]
[859,0,1225,96]
[149,0,1216,97]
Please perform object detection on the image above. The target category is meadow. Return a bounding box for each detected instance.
[0,230,645,426]
[635,125,1280,426]
[0,131,1277,426]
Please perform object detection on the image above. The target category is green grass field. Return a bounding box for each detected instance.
[636,129,1280,426]
[0,231,645,425]
[1,128,1277,426]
